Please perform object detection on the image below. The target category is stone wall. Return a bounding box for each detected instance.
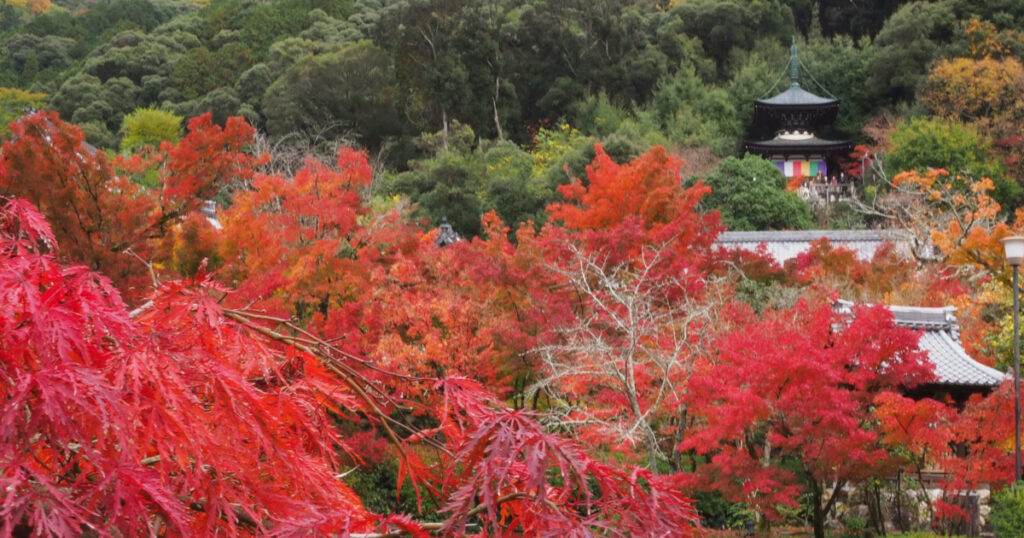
[826,474,992,536]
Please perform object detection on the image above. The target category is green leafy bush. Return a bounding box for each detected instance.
[119,106,182,152]
[990,483,1024,536]
[692,154,814,231]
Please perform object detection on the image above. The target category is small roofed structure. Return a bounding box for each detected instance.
[435,216,460,247]
[744,38,850,182]
[716,229,913,264]
[836,300,1005,404]
[200,200,222,230]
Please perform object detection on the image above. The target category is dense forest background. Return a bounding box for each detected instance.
[3,0,1024,236]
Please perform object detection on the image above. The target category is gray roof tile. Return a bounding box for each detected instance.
[716,230,913,264]
[756,86,839,106]
[916,331,1005,387]
[837,301,1005,387]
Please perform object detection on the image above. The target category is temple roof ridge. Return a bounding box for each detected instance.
[718,229,908,243]
[756,86,839,107]
[715,229,912,264]
[835,300,1006,387]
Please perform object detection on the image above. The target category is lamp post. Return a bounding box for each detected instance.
[1001,235,1024,483]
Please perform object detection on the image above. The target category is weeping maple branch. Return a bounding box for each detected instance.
[227,308,432,384]
[220,306,455,501]
[123,247,161,290]
[181,497,263,530]
[222,309,405,451]
[221,309,455,454]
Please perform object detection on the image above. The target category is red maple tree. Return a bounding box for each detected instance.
[681,298,934,538]
[0,134,703,535]
[12,109,1017,536]
[0,111,259,303]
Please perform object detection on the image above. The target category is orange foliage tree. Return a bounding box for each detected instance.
[1,192,702,535]
[0,111,258,303]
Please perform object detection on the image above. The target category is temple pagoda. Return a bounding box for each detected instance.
[744,39,850,181]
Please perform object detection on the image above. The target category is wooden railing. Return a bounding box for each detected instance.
[797,181,856,203]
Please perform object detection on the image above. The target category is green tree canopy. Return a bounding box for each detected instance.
[668,0,795,79]
[119,106,182,152]
[51,73,140,146]
[886,116,1020,208]
[869,0,956,101]
[693,154,814,231]
[262,40,401,152]
[0,87,46,137]
[386,145,486,237]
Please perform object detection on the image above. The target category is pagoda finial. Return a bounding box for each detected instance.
[789,36,799,88]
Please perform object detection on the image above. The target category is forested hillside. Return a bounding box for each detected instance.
[2,0,1024,233]
[5,1,1024,536]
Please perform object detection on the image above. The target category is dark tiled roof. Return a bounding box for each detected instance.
[916,331,1004,386]
[756,86,839,107]
[837,301,1005,387]
[716,230,912,263]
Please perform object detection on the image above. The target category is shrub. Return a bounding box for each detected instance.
[990,483,1024,536]
[120,106,182,152]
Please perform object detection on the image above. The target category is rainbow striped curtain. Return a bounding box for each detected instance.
[774,160,827,178]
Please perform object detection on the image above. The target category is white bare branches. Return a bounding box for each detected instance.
[529,238,722,469]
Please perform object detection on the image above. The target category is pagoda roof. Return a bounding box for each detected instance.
[756,85,838,107]
[745,134,850,155]
[836,301,1005,388]
[750,39,841,129]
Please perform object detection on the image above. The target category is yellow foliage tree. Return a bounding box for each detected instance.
[0,87,46,137]
[119,107,184,153]
[6,0,52,14]
[961,18,1024,60]
[922,56,1024,130]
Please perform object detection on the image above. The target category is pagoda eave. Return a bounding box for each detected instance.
[744,138,850,157]
[753,102,840,130]
[755,84,840,108]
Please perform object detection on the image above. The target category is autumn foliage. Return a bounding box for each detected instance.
[3,111,1022,537]
[0,114,706,536]
[0,112,258,302]
[683,300,933,529]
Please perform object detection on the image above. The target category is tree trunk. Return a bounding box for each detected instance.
[810,480,827,538]
[492,76,504,141]
[810,478,846,538]
[625,386,658,471]
[671,405,688,472]
[916,466,935,523]
[441,109,449,150]
[646,429,659,472]
[896,469,905,532]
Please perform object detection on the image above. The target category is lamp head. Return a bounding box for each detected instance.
[1002,236,1024,266]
